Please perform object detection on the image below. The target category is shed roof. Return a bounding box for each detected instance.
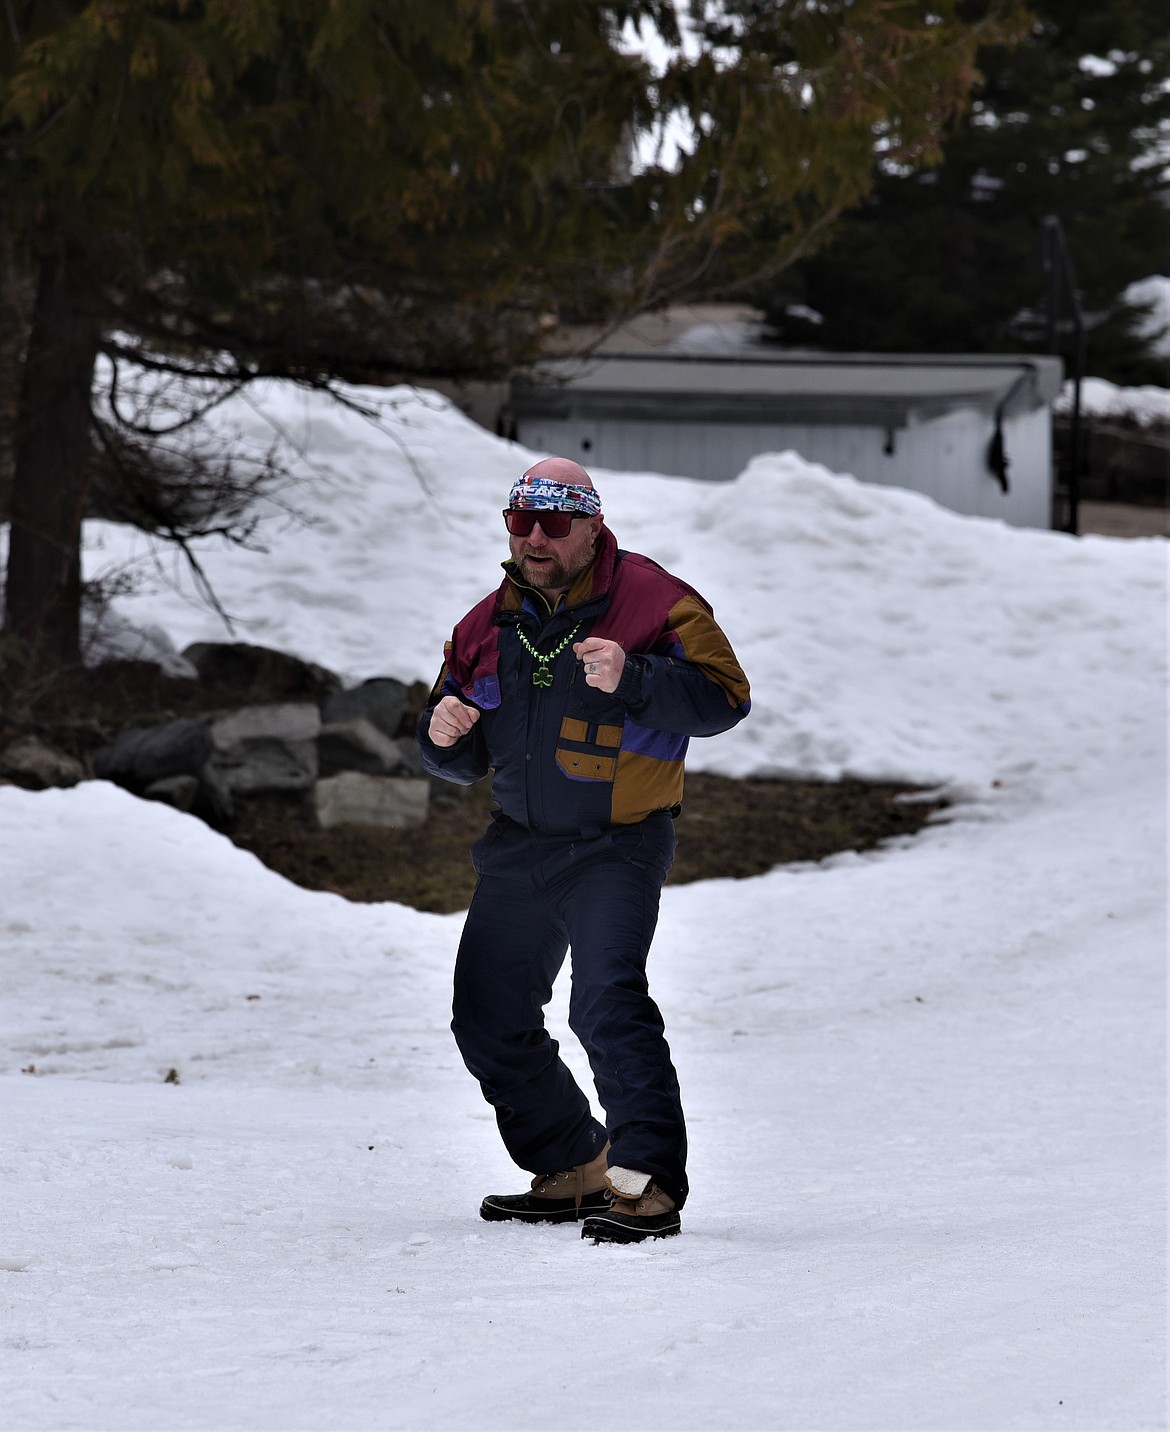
[512,352,1064,429]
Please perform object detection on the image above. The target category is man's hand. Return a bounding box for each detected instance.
[573,638,626,694]
[429,695,481,747]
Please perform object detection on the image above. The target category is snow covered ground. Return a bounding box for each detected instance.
[2,382,1167,1430]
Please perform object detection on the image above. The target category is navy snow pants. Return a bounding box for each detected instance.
[451,812,688,1209]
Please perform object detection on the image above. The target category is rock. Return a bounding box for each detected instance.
[195,760,234,827]
[211,702,321,747]
[209,703,320,793]
[0,737,85,790]
[313,773,429,830]
[87,614,198,679]
[317,718,406,777]
[392,737,428,778]
[93,719,213,792]
[391,735,464,805]
[321,678,410,740]
[142,775,201,812]
[182,642,341,701]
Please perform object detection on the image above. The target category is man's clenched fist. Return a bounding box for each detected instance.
[572,638,626,694]
[429,695,481,747]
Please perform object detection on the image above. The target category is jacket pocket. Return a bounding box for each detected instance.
[555,716,621,783]
[555,749,617,782]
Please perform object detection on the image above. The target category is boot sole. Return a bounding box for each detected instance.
[581,1211,682,1244]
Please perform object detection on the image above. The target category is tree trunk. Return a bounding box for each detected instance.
[4,241,100,673]
[0,235,36,518]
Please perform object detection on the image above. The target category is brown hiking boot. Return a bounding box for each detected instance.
[581,1167,681,1244]
[480,1144,610,1225]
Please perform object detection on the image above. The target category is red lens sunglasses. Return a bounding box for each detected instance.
[503,509,582,539]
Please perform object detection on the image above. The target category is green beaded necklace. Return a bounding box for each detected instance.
[515,621,580,687]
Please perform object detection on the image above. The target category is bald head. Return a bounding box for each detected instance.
[522,457,594,489]
[505,455,605,596]
[508,455,602,518]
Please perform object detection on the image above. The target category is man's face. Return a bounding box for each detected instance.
[508,513,602,595]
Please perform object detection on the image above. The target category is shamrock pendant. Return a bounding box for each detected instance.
[516,619,579,689]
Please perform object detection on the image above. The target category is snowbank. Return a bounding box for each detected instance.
[1,375,1165,1430]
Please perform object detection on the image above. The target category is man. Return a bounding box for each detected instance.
[418,456,750,1244]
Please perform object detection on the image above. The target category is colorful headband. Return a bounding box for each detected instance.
[507,476,602,516]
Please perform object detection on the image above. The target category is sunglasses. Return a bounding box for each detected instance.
[503,509,584,539]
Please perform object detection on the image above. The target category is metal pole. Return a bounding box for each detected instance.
[1042,215,1086,534]
[1057,224,1086,535]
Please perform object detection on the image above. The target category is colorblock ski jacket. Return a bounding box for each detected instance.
[417,525,750,836]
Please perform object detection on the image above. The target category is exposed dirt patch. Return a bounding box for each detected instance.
[2,662,946,914]
[228,774,943,914]
[668,772,943,887]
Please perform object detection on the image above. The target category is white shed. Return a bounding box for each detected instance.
[509,352,1065,529]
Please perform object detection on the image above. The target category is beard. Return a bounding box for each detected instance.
[509,518,599,595]
[515,543,597,592]
[516,551,573,589]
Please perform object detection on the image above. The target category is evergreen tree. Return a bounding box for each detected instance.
[759,0,1170,384]
[1,0,1027,673]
